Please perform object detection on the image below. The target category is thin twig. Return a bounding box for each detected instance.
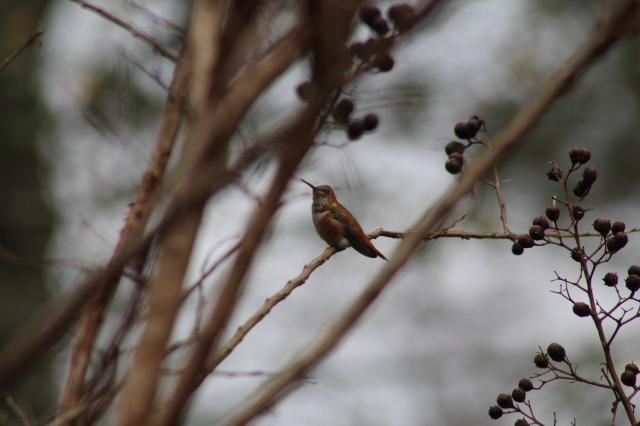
[69,0,178,62]
[0,30,43,73]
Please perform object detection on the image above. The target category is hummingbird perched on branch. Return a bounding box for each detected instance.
[301,179,387,260]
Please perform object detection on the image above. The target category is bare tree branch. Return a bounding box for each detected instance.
[69,0,178,61]
[0,30,43,73]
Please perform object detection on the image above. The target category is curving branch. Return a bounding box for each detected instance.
[0,30,43,73]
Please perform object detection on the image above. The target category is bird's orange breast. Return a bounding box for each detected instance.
[313,211,346,247]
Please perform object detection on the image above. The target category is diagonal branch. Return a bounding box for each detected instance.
[0,30,43,73]
[69,0,178,61]
[219,2,640,423]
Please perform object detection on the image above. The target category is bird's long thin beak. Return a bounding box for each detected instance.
[300,178,316,189]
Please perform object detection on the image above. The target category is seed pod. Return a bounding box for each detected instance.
[571,205,585,221]
[621,370,637,387]
[466,116,483,136]
[547,343,566,362]
[370,15,390,36]
[496,393,514,409]
[511,242,524,256]
[602,272,618,287]
[573,302,591,317]
[362,113,379,131]
[518,378,533,392]
[347,119,365,140]
[332,98,354,124]
[628,265,640,276]
[546,166,563,182]
[517,234,535,249]
[532,216,550,230]
[573,180,591,198]
[625,363,639,375]
[511,387,526,403]
[593,219,611,236]
[583,166,597,184]
[625,274,640,292]
[359,4,381,25]
[445,156,463,175]
[371,52,394,72]
[570,247,583,262]
[534,353,549,368]
[611,221,626,234]
[515,420,530,426]
[569,147,591,165]
[545,205,560,221]
[529,225,545,241]
[445,141,465,156]
[488,405,503,420]
[388,3,416,32]
[454,122,474,139]
[606,232,629,253]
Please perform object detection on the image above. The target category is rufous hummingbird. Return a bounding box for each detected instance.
[301,179,387,260]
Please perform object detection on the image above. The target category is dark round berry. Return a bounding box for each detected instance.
[571,205,585,221]
[545,205,560,222]
[547,343,566,362]
[496,393,514,409]
[511,388,526,403]
[532,216,550,230]
[445,156,463,174]
[296,81,311,100]
[570,247,583,262]
[517,234,535,249]
[611,221,626,234]
[362,113,379,131]
[573,302,591,317]
[603,272,618,287]
[529,225,545,241]
[515,420,529,426]
[511,242,524,256]
[388,3,416,32]
[369,15,390,35]
[349,38,376,61]
[625,363,639,375]
[445,141,465,156]
[573,180,591,198]
[583,166,598,184]
[518,378,533,392]
[467,116,483,135]
[372,52,394,72]
[621,370,637,387]
[628,265,640,276]
[569,147,591,165]
[546,166,563,182]
[593,219,611,236]
[534,353,549,368]
[488,405,503,420]
[454,122,474,139]
[625,275,640,292]
[607,232,629,253]
[347,119,365,140]
[359,4,381,25]
[332,98,354,124]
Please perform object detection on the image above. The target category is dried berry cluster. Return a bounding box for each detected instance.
[296,3,417,142]
[330,98,380,141]
[443,116,484,174]
[488,147,639,425]
[511,147,630,258]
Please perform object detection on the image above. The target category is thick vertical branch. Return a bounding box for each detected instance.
[112,14,309,426]
[220,2,640,423]
[57,44,191,420]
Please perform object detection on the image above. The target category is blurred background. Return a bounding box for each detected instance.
[1,0,640,424]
